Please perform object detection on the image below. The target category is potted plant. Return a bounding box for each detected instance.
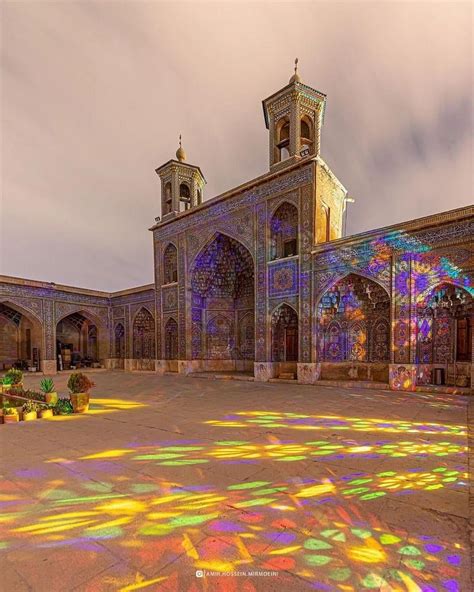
[1,375,14,394]
[5,368,23,390]
[40,378,58,405]
[39,404,54,419]
[67,373,95,413]
[22,400,39,421]
[3,406,19,424]
[54,397,74,416]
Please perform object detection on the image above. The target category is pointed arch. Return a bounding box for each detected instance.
[323,319,344,362]
[0,301,44,367]
[271,303,299,362]
[55,309,105,366]
[317,273,390,363]
[269,201,298,261]
[275,116,290,162]
[417,280,473,306]
[0,299,43,325]
[416,282,472,365]
[164,317,178,360]
[132,307,155,360]
[56,307,105,328]
[190,232,255,365]
[316,271,390,308]
[300,115,314,156]
[190,230,255,269]
[163,242,178,284]
[114,322,125,359]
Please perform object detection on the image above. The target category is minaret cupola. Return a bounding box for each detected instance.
[262,59,327,171]
[155,135,206,221]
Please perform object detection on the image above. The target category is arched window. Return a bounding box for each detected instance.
[179,183,191,211]
[275,117,290,162]
[164,182,172,214]
[270,202,298,260]
[87,325,98,360]
[115,323,125,359]
[133,308,155,360]
[163,243,178,284]
[164,318,178,360]
[300,116,314,156]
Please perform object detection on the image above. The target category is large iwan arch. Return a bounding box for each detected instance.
[0,301,43,371]
[316,273,391,382]
[189,232,255,373]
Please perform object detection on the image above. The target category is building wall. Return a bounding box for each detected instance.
[0,277,153,374]
[312,207,474,389]
[1,196,472,391]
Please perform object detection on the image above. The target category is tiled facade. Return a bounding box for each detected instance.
[1,71,472,391]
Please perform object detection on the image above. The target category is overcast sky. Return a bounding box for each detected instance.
[1,1,472,291]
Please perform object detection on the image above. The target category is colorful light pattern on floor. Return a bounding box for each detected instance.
[0,468,465,591]
[205,411,467,436]
[73,438,466,466]
[0,403,467,591]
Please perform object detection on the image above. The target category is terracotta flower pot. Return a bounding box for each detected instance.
[45,392,58,405]
[39,409,53,419]
[22,411,37,421]
[4,414,19,424]
[70,392,90,413]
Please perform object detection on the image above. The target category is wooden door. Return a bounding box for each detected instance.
[285,327,298,361]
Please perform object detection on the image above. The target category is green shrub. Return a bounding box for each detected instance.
[54,398,73,415]
[3,406,18,416]
[67,373,95,394]
[5,369,23,385]
[40,378,55,393]
[1,375,13,386]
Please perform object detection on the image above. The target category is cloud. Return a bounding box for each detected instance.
[1,1,472,290]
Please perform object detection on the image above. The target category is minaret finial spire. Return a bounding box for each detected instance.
[289,57,301,84]
[176,133,186,162]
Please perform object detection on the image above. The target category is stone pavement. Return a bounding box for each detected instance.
[0,371,471,591]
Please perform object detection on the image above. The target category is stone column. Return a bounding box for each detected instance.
[389,255,416,391]
[289,93,300,158]
[254,202,268,379]
[42,300,57,375]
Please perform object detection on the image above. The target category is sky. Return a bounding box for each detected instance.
[1,1,472,292]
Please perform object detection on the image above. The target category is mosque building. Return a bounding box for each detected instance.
[1,62,472,392]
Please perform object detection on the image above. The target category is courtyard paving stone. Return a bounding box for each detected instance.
[0,371,471,591]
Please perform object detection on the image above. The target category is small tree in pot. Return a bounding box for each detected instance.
[67,373,95,413]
